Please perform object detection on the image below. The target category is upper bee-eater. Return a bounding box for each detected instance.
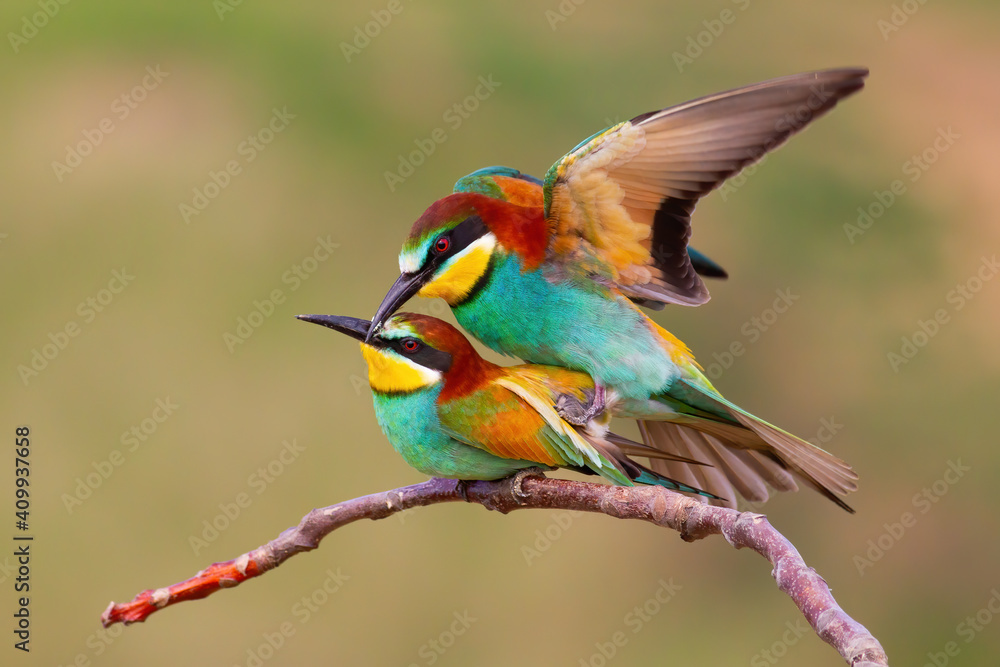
[297,311,719,499]
[367,69,867,511]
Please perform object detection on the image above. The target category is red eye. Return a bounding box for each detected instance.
[434,236,450,253]
[401,339,420,353]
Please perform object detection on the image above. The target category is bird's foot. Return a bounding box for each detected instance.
[455,479,471,503]
[510,467,547,503]
[555,384,606,426]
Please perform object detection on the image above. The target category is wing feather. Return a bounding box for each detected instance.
[544,68,868,306]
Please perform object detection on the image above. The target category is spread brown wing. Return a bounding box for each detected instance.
[543,67,868,306]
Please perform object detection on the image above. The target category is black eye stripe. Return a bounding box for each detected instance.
[427,215,488,267]
[383,337,453,373]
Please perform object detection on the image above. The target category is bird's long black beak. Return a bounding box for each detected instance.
[296,314,371,342]
[367,271,425,342]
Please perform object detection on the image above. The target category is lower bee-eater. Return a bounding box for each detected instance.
[367,69,866,510]
[297,312,720,499]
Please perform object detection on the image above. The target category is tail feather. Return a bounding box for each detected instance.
[605,431,708,465]
[727,409,857,496]
[586,431,723,500]
[638,379,858,512]
[632,466,725,500]
[640,421,765,508]
[732,450,799,493]
[667,429,739,505]
[684,428,769,502]
[639,421,731,506]
[687,247,728,279]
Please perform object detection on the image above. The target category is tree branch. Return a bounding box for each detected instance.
[101,476,889,666]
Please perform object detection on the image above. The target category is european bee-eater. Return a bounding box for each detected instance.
[367,69,867,511]
[298,312,721,498]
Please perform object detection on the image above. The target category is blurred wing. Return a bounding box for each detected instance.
[544,68,868,306]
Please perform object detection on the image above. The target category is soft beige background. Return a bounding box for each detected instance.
[2,1,998,665]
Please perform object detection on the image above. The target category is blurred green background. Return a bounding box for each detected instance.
[2,1,998,665]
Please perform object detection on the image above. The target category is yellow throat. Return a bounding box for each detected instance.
[418,234,495,304]
[360,343,441,393]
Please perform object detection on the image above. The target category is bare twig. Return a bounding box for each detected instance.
[102,476,888,666]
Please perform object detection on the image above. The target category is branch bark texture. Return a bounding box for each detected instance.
[102,476,888,666]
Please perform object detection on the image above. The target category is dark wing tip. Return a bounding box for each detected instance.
[687,248,728,279]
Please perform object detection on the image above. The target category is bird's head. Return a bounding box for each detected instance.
[297,312,487,395]
[368,193,545,340]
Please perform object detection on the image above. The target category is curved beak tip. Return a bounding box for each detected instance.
[368,271,424,342]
